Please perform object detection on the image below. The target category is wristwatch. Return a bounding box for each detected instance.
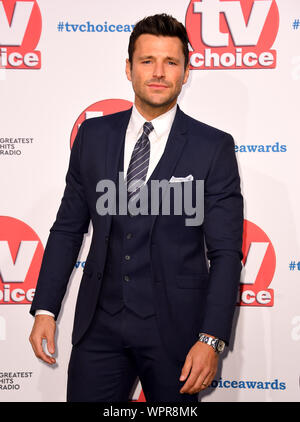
[198,333,225,354]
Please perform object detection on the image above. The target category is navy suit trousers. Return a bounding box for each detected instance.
[66,305,199,403]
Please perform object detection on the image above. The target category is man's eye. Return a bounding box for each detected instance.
[142,60,151,64]
[168,61,177,65]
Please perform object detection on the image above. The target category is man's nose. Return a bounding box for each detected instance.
[153,62,165,79]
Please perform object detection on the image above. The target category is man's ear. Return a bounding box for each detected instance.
[125,58,132,82]
[183,65,190,85]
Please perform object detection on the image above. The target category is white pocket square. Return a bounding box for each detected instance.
[169,174,194,183]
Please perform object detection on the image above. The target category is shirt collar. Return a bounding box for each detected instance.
[129,103,177,142]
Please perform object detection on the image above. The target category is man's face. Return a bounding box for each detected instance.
[126,34,189,113]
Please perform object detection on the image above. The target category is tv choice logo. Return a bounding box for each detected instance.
[238,220,275,306]
[0,0,42,70]
[186,0,279,70]
[0,216,44,304]
[70,99,133,149]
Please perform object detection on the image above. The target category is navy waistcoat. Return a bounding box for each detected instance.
[98,139,163,318]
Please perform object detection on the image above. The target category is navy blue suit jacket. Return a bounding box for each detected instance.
[30,106,244,363]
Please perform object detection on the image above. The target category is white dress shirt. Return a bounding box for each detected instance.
[35,103,177,318]
[124,103,177,181]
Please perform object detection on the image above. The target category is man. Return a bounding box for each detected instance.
[29,14,244,402]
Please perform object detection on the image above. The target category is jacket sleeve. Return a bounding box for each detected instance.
[30,122,91,319]
[200,133,244,344]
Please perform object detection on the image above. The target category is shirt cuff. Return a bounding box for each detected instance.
[35,309,55,318]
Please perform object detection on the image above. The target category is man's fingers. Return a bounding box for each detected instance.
[180,364,201,393]
[183,367,216,394]
[42,336,56,363]
[193,370,213,393]
[203,370,216,388]
[30,335,56,364]
[200,376,211,390]
[179,355,192,381]
[29,335,56,364]
[47,336,55,355]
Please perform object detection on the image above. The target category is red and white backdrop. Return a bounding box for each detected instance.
[1,0,299,402]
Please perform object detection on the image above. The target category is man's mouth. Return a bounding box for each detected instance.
[147,83,169,89]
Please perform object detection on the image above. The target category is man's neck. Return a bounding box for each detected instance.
[134,99,177,121]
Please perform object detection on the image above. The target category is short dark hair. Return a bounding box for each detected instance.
[128,14,190,69]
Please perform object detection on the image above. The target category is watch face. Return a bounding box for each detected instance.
[217,341,225,353]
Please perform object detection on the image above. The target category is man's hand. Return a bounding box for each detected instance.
[29,314,56,365]
[179,340,219,394]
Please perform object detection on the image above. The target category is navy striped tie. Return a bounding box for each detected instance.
[126,121,154,203]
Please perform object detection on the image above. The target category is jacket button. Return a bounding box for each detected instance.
[126,233,132,239]
[125,255,131,261]
[124,275,130,282]
[97,272,102,280]
[105,236,109,243]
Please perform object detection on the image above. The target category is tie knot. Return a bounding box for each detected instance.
[143,121,154,136]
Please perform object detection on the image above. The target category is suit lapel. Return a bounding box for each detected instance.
[105,107,132,184]
[148,106,188,236]
[105,107,132,233]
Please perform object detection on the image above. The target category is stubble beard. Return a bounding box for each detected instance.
[136,85,180,111]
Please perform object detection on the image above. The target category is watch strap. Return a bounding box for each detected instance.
[198,333,225,354]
